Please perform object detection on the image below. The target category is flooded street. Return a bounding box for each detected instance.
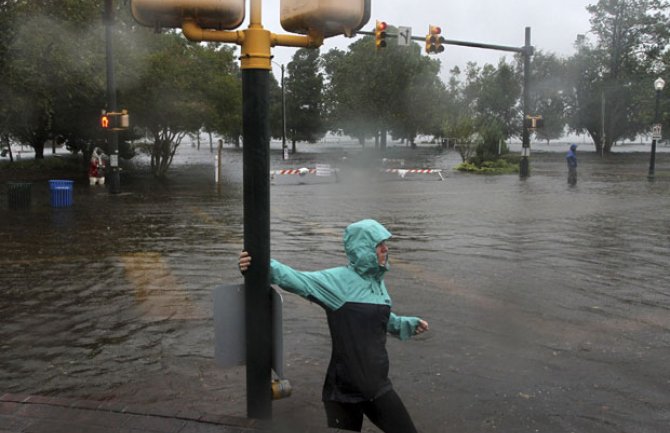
[1,143,669,432]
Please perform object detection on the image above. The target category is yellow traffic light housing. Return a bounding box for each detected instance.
[375,20,387,49]
[280,0,371,38]
[130,0,245,30]
[425,25,444,54]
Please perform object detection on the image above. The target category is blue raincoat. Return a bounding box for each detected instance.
[566,144,578,168]
[270,219,422,402]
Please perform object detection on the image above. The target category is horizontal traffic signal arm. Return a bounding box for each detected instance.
[356,29,527,54]
[181,19,323,49]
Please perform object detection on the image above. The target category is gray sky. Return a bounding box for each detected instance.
[255,0,594,80]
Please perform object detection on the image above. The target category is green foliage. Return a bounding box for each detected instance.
[0,3,241,177]
[0,154,80,172]
[322,35,445,147]
[455,158,518,174]
[285,48,325,147]
[565,0,670,153]
[530,51,569,143]
[0,3,107,159]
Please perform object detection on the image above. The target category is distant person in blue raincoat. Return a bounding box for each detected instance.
[566,144,578,185]
[239,219,429,433]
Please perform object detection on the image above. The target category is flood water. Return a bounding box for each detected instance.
[1,142,669,432]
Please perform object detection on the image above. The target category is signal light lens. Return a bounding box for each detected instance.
[101,115,109,129]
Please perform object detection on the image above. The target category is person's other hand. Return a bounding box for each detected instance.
[239,250,251,274]
[414,319,429,335]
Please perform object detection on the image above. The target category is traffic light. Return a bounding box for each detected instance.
[375,20,387,49]
[425,25,444,54]
[524,115,544,129]
[100,110,130,130]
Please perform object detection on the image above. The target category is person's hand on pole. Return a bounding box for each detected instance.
[239,250,251,274]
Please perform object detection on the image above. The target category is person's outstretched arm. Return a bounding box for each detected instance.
[387,312,429,340]
[239,251,344,310]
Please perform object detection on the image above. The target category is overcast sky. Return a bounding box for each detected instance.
[254,0,595,80]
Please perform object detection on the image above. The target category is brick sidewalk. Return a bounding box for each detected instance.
[0,393,267,433]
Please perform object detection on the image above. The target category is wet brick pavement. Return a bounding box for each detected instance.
[0,393,267,433]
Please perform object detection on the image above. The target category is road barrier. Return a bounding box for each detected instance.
[384,168,445,180]
[271,165,443,181]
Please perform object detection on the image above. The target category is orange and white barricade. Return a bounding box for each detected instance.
[383,168,444,181]
[271,164,339,181]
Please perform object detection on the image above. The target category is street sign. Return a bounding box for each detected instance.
[652,124,662,140]
[397,26,411,46]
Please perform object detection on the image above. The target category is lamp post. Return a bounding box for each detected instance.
[104,0,120,193]
[273,62,288,160]
[648,77,665,180]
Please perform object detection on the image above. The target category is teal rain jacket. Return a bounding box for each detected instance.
[270,219,422,402]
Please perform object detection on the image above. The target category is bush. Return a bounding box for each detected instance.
[455,158,518,174]
[0,155,83,182]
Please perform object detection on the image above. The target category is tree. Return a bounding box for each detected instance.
[528,51,569,144]
[124,33,215,177]
[322,35,444,149]
[1,1,106,159]
[285,48,325,152]
[565,0,670,153]
[472,60,522,140]
[322,46,374,145]
[193,43,242,147]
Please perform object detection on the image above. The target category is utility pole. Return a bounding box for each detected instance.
[520,27,532,178]
[104,0,120,193]
[281,63,288,159]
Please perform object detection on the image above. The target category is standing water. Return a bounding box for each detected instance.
[1,142,669,432]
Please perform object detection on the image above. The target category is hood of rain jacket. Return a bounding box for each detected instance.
[343,219,391,279]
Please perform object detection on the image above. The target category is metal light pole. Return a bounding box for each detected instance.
[519,27,533,179]
[648,77,665,180]
[273,62,288,160]
[104,0,120,194]
[281,64,288,160]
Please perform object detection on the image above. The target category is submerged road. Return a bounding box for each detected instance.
[1,143,669,432]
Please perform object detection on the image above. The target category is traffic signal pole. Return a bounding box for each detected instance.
[241,4,273,419]
[358,26,534,177]
[104,0,121,193]
[182,0,321,419]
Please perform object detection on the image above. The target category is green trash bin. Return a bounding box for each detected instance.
[7,182,32,209]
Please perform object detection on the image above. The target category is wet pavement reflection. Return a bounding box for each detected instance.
[1,144,669,432]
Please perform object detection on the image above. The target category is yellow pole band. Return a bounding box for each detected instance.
[241,27,272,70]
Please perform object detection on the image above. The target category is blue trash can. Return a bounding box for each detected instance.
[49,180,74,208]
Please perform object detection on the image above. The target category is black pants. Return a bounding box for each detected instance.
[568,167,577,185]
[324,389,418,433]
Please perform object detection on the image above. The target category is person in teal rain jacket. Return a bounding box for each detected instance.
[239,219,429,433]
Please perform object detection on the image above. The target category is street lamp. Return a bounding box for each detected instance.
[272,62,288,160]
[648,77,665,179]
